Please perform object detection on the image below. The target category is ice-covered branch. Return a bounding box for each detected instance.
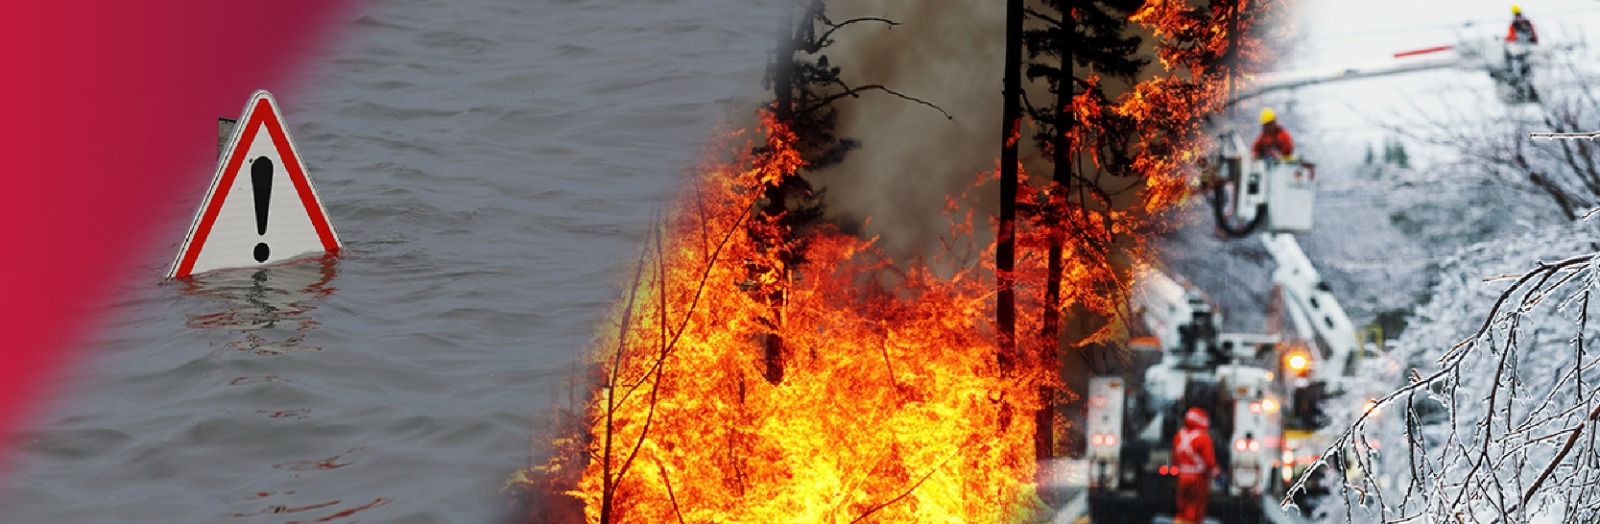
[1531,131,1600,140]
[1293,232,1600,523]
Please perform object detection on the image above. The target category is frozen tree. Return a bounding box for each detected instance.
[1289,217,1600,523]
[1390,49,1600,221]
[1283,44,1600,523]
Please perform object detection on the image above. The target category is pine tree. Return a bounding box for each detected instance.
[758,1,945,384]
[755,0,839,385]
[998,0,1023,386]
[1023,0,1147,462]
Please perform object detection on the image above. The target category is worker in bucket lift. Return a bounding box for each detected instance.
[1506,5,1538,44]
[1173,407,1220,524]
[1504,5,1539,100]
[1251,108,1294,162]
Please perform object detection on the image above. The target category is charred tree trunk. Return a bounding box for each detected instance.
[756,1,942,386]
[1036,12,1075,464]
[758,2,807,386]
[772,6,796,124]
[1222,0,1241,117]
[997,0,1023,380]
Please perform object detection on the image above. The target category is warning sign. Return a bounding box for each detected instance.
[168,91,340,279]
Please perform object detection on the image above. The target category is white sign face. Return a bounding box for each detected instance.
[168,91,341,279]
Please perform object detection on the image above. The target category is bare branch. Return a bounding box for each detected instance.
[1518,400,1600,511]
[812,17,899,48]
[847,454,953,524]
[1531,131,1600,140]
[797,83,953,121]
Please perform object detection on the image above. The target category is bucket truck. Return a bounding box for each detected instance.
[1084,268,1289,524]
[1079,25,1552,522]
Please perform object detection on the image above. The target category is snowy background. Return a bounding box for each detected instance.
[1167,0,1600,521]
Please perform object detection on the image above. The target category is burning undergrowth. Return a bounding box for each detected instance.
[525,115,1051,523]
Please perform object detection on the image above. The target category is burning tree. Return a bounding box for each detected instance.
[1000,0,1284,460]
[1020,0,1147,462]
[555,116,1045,523]
[756,0,948,385]
[1133,0,1280,116]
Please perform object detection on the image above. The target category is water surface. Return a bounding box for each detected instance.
[0,0,778,521]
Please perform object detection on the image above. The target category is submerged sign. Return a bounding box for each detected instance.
[168,91,341,279]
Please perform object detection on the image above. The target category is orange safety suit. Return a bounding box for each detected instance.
[1173,407,1218,524]
[1506,16,1538,44]
[1252,121,1293,160]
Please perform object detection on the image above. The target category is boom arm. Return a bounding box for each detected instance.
[1233,52,1465,107]
[1260,233,1361,390]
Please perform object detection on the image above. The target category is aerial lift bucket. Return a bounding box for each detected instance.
[1216,132,1316,236]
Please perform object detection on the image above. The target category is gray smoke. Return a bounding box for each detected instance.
[807,0,1008,262]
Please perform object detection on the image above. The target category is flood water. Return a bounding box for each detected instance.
[0,0,780,521]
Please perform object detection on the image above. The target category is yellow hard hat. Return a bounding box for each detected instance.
[1512,5,1521,14]
[1260,108,1276,124]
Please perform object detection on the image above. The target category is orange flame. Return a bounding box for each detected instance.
[559,114,1047,523]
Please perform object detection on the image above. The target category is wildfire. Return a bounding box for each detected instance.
[544,115,1047,523]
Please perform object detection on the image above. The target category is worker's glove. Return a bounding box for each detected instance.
[1281,154,1297,163]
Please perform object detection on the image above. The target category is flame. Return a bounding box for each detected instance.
[553,114,1046,523]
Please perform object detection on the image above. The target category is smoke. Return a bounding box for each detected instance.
[806,0,1007,261]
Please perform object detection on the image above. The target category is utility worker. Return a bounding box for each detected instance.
[1252,108,1294,162]
[1173,407,1219,524]
[1503,5,1539,100]
[1506,5,1538,44]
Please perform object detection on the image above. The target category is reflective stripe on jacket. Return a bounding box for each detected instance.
[1173,427,1216,475]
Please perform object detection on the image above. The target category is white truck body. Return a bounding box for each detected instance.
[1086,376,1127,490]
[1218,364,1283,496]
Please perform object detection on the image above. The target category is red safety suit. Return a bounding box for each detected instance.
[1252,121,1293,160]
[1173,407,1218,524]
[1506,16,1538,44]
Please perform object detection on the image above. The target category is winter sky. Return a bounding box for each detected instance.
[1282,0,1600,176]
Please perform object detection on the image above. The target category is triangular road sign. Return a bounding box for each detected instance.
[168,91,341,279]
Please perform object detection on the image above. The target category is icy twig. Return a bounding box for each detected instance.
[1531,131,1600,140]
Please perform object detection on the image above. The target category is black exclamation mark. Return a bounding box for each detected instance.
[252,156,273,262]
